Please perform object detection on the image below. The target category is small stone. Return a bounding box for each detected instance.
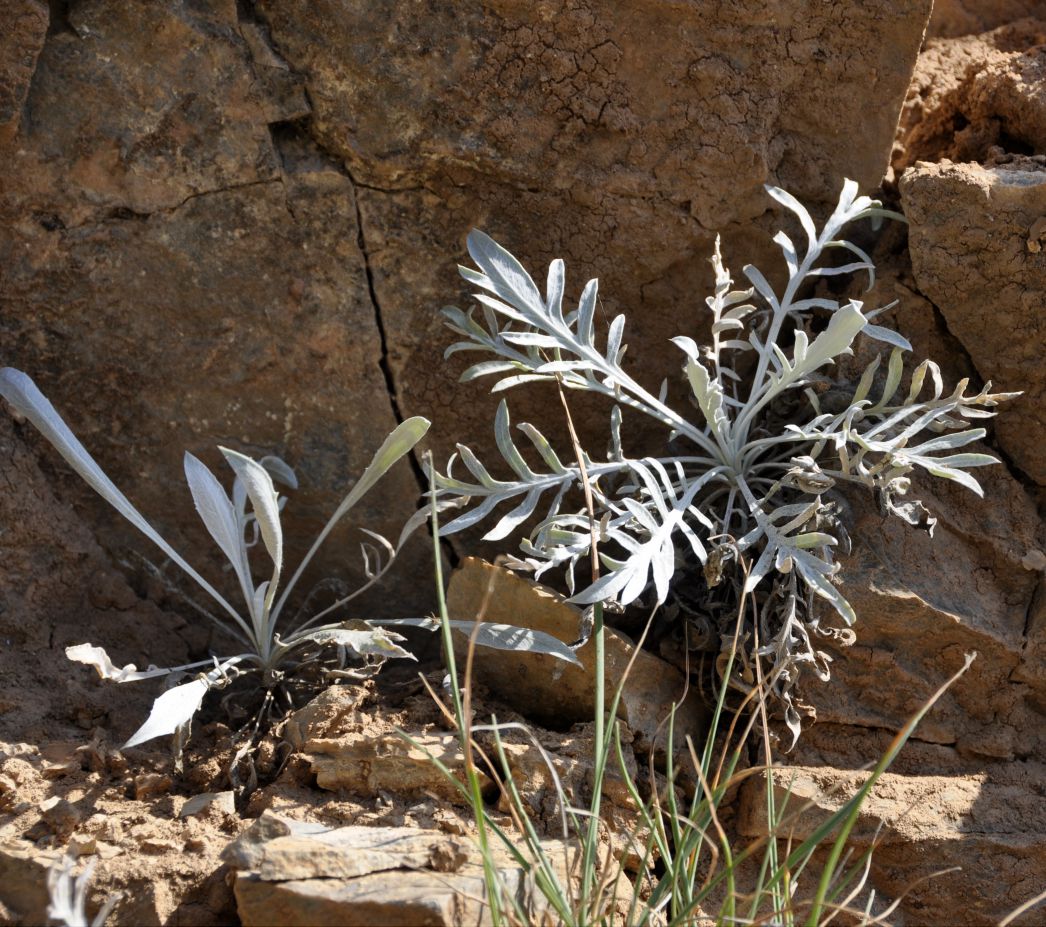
[179,791,236,819]
[40,742,82,779]
[1022,549,1046,572]
[224,812,588,926]
[39,796,82,838]
[66,834,98,856]
[140,838,180,856]
[134,772,173,800]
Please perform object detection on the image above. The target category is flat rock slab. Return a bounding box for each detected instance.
[225,811,575,927]
[446,558,708,752]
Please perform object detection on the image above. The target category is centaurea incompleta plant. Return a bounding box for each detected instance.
[431,181,1014,741]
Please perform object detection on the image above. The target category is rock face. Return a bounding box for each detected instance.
[0,0,432,616]
[738,762,1046,926]
[927,1,1046,38]
[0,0,47,144]
[0,0,932,607]
[3,1,1045,925]
[900,159,1046,484]
[283,684,646,865]
[255,0,933,472]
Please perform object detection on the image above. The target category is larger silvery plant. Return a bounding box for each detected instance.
[0,371,579,755]
[433,181,1015,742]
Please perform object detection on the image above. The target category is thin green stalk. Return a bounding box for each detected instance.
[425,453,504,925]
[555,376,607,922]
[579,600,605,918]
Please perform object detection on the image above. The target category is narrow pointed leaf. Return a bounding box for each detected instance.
[0,368,246,632]
[221,449,283,582]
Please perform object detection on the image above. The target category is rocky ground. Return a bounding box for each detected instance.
[2,1,1045,924]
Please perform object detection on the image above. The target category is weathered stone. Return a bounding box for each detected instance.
[896,19,1046,171]
[306,731,488,802]
[225,811,578,927]
[253,0,932,477]
[179,790,236,819]
[900,159,1046,484]
[0,844,59,926]
[287,685,645,863]
[446,558,708,751]
[0,0,47,144]
[738,763,1046,925]
[806,470,1043,759]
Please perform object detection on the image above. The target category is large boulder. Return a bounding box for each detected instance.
[0,0,932,610]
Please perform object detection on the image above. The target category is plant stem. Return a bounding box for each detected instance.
[425,453,503,925]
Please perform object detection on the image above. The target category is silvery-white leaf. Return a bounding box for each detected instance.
[66,643,192,682]
[765,185,817,249]
[517,422,568,474]
[0,369,246,634]
[124,676,211,748]
[461,622,583,666]
[494,400,536,480]
[742,264,781,312]
[605,314,626,363]
[577,278,599,347]
[291,627,415,660]
[260,455,298,489]
[793,551,856,625]
[863,324,912,352]
[220,449,283,583]
[546,258,566,326]
[483,487,543,541]
[467,230,545,320]
[184,452,254,607]
[372,617,582,666]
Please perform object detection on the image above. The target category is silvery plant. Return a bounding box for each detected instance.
[433,181,1014,742]
[0,371,578,757]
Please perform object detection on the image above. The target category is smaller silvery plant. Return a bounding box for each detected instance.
[431,181,1014,742]
[0,371,578,759]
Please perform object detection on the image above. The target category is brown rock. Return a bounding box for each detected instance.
[928,1,1045,39]
[769,470,1046,923]
[1,0,931,613]
[900,159,1046,484]
[446,558,708,752]
[253,0,932,478]
[306,731,487,802]
[178,790,237,819]
[225,811,578,927]
[133,772,173,801]
[0,0,47,144]
[810,468,1043,759]
[0,844,59,925]
[896,19,1046,171]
